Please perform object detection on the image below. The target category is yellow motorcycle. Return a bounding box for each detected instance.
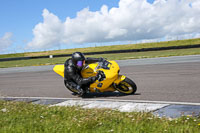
[53,59,137,95]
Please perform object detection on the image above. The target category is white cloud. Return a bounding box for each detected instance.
[27,9,63,49]
[0,32,13,52]
[27,0,200,50]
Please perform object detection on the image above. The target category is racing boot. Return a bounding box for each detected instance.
[75,85,85,97]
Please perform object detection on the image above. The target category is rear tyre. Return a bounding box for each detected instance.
[115,77,137,95]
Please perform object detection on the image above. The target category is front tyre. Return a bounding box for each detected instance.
[115,77,137,95]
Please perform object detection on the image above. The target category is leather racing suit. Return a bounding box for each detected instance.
[64,57,102,93]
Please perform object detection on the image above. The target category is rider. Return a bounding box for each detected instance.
[64,52,104,96]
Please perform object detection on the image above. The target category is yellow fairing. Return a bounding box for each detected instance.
[53,60,126,93]
[81,61,120,92]
[53,65,64,77]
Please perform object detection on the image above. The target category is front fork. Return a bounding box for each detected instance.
[113,75,126,85]
[112,75,126,90]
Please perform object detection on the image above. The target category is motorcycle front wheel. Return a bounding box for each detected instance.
[115,77,137,95]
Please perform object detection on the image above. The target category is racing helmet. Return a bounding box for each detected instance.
[71,52,85,69]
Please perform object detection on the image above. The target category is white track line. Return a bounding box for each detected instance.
[51,100,169,112]
[1,96,200,106]
[2,97,200,112]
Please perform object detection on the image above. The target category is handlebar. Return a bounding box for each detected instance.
[98,60,111,70]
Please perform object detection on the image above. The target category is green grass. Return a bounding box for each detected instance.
[1,47,200,68]
[0,101,200,133]
[0,53,25,59]
[1,38,200,58]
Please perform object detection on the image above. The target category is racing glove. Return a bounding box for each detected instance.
[90,71,106,82]
[96,71,106,81]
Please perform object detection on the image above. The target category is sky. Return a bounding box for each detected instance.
[0,0,200,54]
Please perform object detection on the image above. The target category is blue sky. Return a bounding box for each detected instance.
[0,0,119,53]
[0,0,199,54]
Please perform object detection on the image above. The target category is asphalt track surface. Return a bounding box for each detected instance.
[0,55,200,103]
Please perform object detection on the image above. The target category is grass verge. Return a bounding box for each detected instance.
[0,38,200,58]
[1,47,200,68]
[0,101,200,133]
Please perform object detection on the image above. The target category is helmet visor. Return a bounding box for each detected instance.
[77,60,85,67]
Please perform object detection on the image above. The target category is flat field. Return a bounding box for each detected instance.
[0,47,200,68]
[0,38,200,58]
[0,38,200,68]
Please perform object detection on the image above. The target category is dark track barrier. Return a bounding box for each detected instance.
[1,44,200,62]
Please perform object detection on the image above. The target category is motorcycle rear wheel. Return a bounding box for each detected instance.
[115,77,137,94]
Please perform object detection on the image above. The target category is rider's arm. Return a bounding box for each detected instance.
[85,57,104,64]
[65,66,97,86]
